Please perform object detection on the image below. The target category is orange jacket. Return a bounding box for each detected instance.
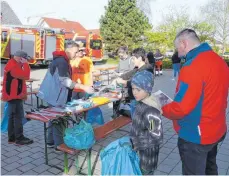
[70,57,93,92]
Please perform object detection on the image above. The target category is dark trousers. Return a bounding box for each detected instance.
[47,103,64,148]
[178,135,225,175]
[72,92,86,100]
[8,99,24,141]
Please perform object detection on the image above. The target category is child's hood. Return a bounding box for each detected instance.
[142,95,162,113]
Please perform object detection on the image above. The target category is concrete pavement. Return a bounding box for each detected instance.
[1,69,229,175]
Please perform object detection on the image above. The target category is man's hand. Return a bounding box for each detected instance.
[111,79,117,87]
[81,85,94,94]
[116,77,126,85]
[113,71,122,77]
[20,58,28,64]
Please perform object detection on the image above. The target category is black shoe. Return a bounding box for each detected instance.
[26,118,31,121]
[47,143,55,148]
[15,137,33,146]
[23,137,33,143]
[8,138,15,144]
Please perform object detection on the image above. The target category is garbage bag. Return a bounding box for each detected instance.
[86,107,104,125]
[1,103,9,133]
[100,136,142,175]
[63,119,95,150]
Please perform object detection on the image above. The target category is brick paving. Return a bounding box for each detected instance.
[1,70,229,175]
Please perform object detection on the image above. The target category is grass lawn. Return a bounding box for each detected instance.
[99,57,119,65]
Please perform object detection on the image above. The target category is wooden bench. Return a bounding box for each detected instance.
[1,79,40,107]
[24,90,39,107]
[57,115,132,175]
[1,90,39,106]
[26,90,38,96]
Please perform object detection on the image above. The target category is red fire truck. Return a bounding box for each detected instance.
[1,25,65,65]
[67,31,103,61]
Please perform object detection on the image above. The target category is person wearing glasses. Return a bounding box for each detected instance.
[162,28,229,175]
[70,45,94,100]
[37,41,94,152]
[114,46,135,76]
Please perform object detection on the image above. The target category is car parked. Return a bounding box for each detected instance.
[222,52,229,59]
[165,50,174,58]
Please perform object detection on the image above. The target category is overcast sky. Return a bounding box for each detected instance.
[4,0,210,29]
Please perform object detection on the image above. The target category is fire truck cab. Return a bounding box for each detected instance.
[1,25,65,65]
[71,32,103,62]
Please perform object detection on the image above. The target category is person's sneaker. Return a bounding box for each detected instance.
[47,143,55,148]
[15,137,33,146]
[54,148,62,153]
[23,137,34,143]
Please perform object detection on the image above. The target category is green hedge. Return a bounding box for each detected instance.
[163,58,229,69]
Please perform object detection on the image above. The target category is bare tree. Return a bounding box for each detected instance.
[137,0,155,24]
[156,6,192,49]
[201,0,229,53]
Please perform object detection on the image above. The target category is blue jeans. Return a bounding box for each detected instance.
[172,63,181,78]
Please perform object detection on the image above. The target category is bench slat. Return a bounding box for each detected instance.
[57,144,80,155]
[94,116,131,141]
[26,90,38,95]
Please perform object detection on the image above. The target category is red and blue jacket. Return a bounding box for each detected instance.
[162,43,229,145]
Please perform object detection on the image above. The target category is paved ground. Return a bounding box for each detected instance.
[1,68,229,175]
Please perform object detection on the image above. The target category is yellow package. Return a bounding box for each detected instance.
[90,97,110,105]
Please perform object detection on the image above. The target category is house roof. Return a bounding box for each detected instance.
[87,29,100,35]
[40,17,100,39]
[41,17,87,33]
[1,1,22,25]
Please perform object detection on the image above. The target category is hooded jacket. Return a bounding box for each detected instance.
[2,58,30,101]
[162,43,229,145]
[37,51,76,107]
[115,56,135,74]
[130,95,163,150]
[130,95,163,172]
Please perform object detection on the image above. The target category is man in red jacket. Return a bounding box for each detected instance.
[2,51,33,145]
[162,29,229,175]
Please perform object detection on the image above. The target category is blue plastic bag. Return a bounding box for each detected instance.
[1,103,9,133]
[100,136,142,175]
[1,102,28,133]
[86,107,104,125]
[63,119,95,150]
